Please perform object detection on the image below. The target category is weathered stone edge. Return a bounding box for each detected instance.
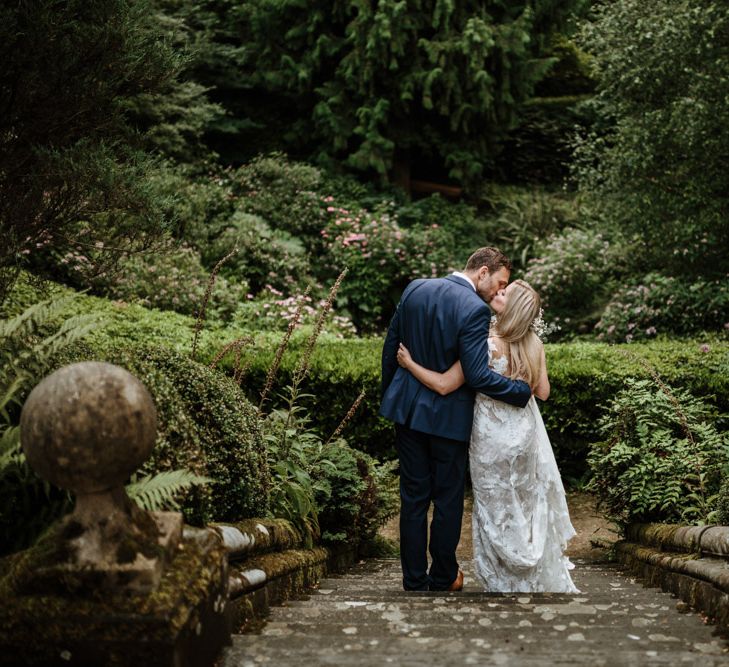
[212,519,304,561]
[615,541,729,634]
[625,523,729,557]
[226,543,357,632]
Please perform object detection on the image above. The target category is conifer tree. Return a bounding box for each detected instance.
[231,0,588,184]
[0,0,181,303]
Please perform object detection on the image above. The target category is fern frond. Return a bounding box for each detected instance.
[0,426,21,469]
[0,375,25,419]
[126,469,212,512]
[0,294,80,341]
[24,314,101,363]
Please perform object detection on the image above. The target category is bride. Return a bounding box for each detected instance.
[396,279,578,593]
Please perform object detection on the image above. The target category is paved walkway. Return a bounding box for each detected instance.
[223,495,728,665]
[223,556,728,666]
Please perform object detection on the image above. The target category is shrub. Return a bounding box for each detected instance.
[261,407,397,545]
[48,338,271,526]
[232,153,327,240]
[473,186,586,273]
[203,211,311,293]
[93,243,248,321]
[595,273,729,343]
[9,276,728,484]
[524,226,625,335]
[146,165,236,249]
[323,204,455,331]
[98,345,271,525]
[588,378,729,527]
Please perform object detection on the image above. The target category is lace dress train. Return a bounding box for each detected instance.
[469,352,578,593]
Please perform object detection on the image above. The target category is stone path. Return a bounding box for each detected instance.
[223,494,728,665]
[223,556,728,666]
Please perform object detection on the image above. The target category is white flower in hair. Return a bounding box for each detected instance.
[531,308,547,339]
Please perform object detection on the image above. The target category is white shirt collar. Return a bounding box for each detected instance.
[451,271,476,291]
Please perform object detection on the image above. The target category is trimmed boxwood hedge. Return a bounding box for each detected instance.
[10,276,728,481]
[234,336,729,481]
[50,342,271,525]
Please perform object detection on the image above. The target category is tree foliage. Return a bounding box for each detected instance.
[574,0,729,276]
[0,0,181,303]
[188,0,587,182]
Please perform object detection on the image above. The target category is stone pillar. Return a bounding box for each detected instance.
[0,362,231,666]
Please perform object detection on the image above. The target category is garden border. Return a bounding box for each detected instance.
[212,519,359,631]
[615,523,729,634]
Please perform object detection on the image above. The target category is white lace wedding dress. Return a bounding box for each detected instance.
[469,339,579,593]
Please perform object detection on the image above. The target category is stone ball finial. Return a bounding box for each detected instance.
[20,361,157,495]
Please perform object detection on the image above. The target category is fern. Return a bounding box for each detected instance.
[0,426,20,469]
[0,294,102,406]
[126,469,212,512]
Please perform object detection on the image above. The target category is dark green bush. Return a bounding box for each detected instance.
[203,211,311,293]
[110,345,270,524]
[314,444,397,545]
[232,336,729,485]
[232,153,327,241]
[10,277,727,485]
[472,186,585,273]
[588,378,729,527]
[59,343,271,526]
[261,405,397,546]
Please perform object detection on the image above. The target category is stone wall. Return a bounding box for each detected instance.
[616,523,729,634]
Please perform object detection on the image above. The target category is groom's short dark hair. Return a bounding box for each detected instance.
[465,247,512,273]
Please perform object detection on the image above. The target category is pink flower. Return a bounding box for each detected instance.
[700,344,710,353]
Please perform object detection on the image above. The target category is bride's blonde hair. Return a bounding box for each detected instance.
[494,279,543,389]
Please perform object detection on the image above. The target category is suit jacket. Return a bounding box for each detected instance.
[379,275,531,442]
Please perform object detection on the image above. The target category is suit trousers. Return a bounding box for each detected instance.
[396,423,468,591]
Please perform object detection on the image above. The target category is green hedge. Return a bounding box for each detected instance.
[234,336,729,482]
[9,277,728,481]
[49,343,271,526]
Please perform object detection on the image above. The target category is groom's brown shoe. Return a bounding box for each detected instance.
[448,569,464,592]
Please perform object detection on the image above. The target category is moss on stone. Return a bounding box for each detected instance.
[218,518,303,558]
[0,528,227,655]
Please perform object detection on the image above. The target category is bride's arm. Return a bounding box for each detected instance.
[397,344,465,396]
[533,344,550,400]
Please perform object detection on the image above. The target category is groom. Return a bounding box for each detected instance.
[380,247,532,591]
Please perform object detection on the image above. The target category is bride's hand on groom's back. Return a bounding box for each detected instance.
[397,343,412,368]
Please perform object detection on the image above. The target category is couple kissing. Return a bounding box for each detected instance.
[379,247,578,594]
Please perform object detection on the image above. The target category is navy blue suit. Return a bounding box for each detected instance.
[379,275,531,590]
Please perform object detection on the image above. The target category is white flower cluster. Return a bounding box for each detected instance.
[531,308,549,340]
